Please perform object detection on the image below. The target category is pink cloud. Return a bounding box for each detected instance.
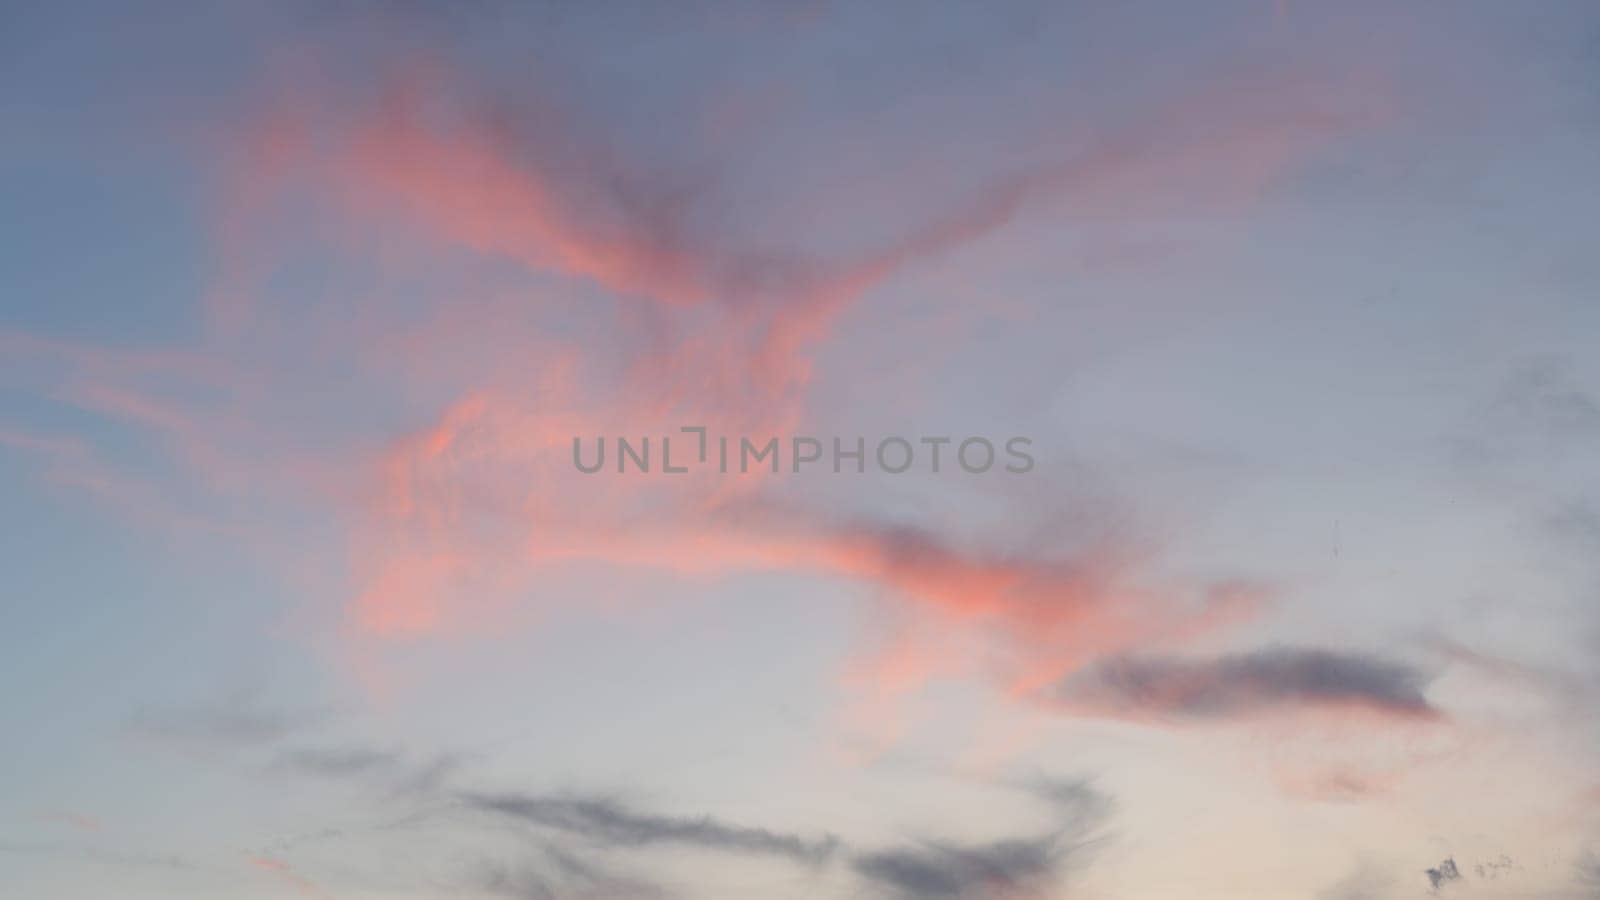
[246,855,330,899]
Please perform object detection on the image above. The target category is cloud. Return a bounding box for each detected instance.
[1473,855,1515,879]
[257,741,466,798]
[1497,359,1600,445]
[1430,636,1591,704]
[1452,356,1600,467]
[462,791,839,865]
[1425,857,1462,893]
[1574,853,1600,897]
[347,403,1265,716]
[0,842,200,873]
[1056,647,1440,721]
[33,810,104,833]
[125,697,322,748]
[237,52,1377,323]
[1318,863,1395,900]
[247,855,332,899]
[133,702,463,796]
[5,29,1369,730]
[267,745,402,778]
[852,775,1111,899]
[472,845,665,900]
[1017,775,1115,825]
[1278,767,1397,804]
[852,835,1063,900]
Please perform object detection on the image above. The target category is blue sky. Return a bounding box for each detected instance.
[2,2,1599,898]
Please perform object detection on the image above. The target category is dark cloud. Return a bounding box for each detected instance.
[853,776,1111,899]
[1059,647,1439,720]
[463,791,839,865]
[853,835,1062,900]
[1425,857,1462,892]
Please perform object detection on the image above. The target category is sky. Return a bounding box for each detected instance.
[2,2,1599,898]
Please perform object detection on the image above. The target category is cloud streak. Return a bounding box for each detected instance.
[1056,647,1440,721]
[472,845,665,900]
[247,854,332,899]
[463,791,840,866]
[267,745,402,778]
[852,775,1111,899]
[125,697,323,748]
[853,835,1064,900]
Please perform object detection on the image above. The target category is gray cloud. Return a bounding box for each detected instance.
[853,835,1062,900]
[258,740,463,797]
[1017,775,1115,827]
[462,791,839,865]
[852,776,1111,899]
[1059,647,1440,720]
[1425,857,1462,892]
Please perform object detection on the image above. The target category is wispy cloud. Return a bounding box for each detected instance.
[267,745,402,778]
[125,696,323,748]
[472,845,665,900]
[0,841,203,874]
[1452,356,1600,468]
[463,790,840,865]
[32,810,104,834]
[852,776,1110,899]
[247,854,332,899]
